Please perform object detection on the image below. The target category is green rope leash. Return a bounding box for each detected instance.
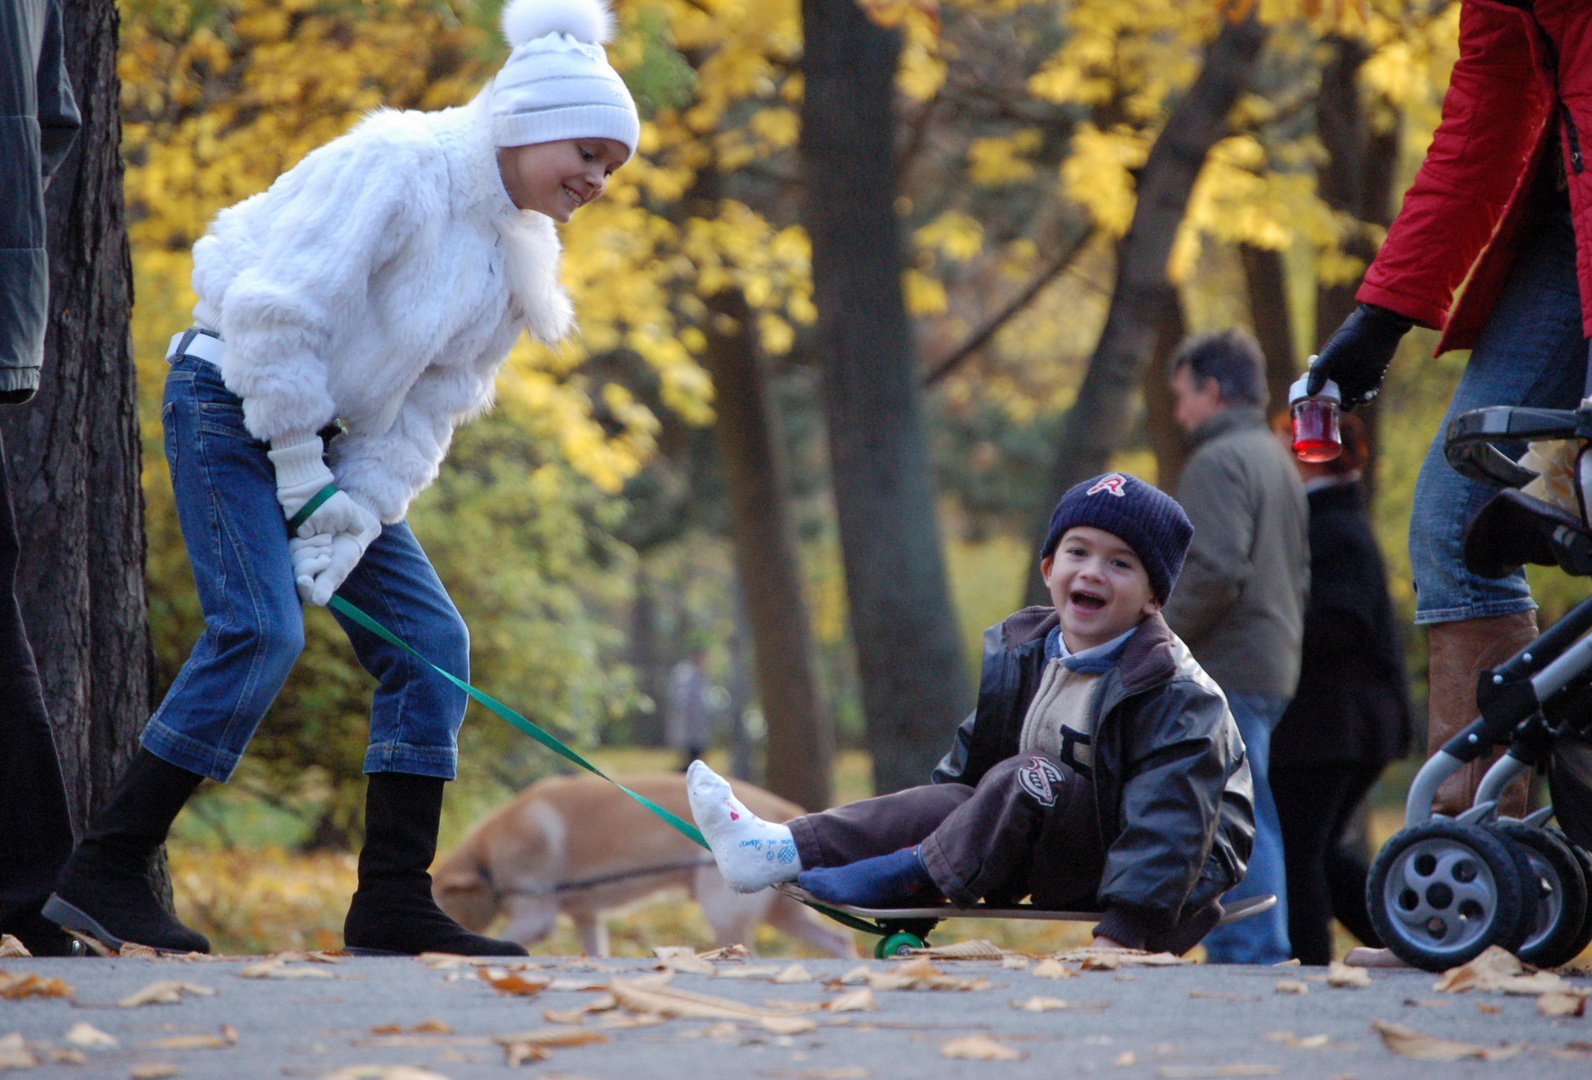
[285,483,340,536]
[327,595,708,849]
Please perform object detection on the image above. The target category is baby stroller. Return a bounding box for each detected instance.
[1366,401,1592,972]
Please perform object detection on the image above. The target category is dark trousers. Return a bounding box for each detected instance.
[789,753,1105,908]
[1272,762,1384,965]
[0,428,74,931]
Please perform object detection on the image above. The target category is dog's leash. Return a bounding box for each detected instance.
[329,596,869,936]
[328,596,708,849]
[476,857,720,900]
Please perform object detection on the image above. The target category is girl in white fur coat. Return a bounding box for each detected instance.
[44,0,634,957]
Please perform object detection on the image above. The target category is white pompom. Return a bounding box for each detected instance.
[500,0,614,47]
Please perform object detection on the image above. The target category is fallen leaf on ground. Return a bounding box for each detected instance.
[1189,991,1257,1001]
[608,976,814,1023]
[1155,1067,1282,1078]
[653,947,715,976]
[1031,959,1079,980]
[826,988,878,1013]
[595,1013,666,1029]
[478,968,553,997]
[0,937,28,959]
[1001,955,1029,970]
[853,957,989,991]
[416,953,539,970]
[1010,996,1110,1012]
[1325,962,1370,988]
[1432,946,1565,995]
[760,1016,819,1035]
[1403,998,1450,1008]
[0,1034,37,1070]
[117,982,215,1007]
[714,966,783,980]
[239,958,332,980]
[129,1063,180,1079]
[1539,993,1587,1017]
[1478,1002,1502,1015]
[1343,945,1409,968]
[66,1023,119,1050]
[119,943,160,959]
[757,1068,868,1079]
[1274,980,1308,995]
[1371,1019,1524,1061]
[1113,1052,1137,1065]
[541,1009,589,1025]
[698,945,751,962]
[940,1035,1025,1061]
[0,972,72,999]
[497,1025,606,1063]
[546,978,611,992]
[1262,1031,1330,1049]
[321,1067,453,1080]
[143,1026,238,1050]
[906,939,1004,960]
[1052,948,1192,967]
[1272,958,1301,967]
[774,964,812,984]
[1079,954,1119,971]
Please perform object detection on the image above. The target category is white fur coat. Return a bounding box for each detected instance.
[190,91,573,523]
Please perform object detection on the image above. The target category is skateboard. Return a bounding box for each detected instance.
[776,883,1279,958]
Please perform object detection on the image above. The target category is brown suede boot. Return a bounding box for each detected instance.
[1426,612,1538,817]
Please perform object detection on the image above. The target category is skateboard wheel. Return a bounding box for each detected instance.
[875,931,925,959]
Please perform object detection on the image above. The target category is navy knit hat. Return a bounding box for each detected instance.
[1039,473,1194,604]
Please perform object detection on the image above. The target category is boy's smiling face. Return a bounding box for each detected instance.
[496,137,628,222]
[1041,526,1160,653]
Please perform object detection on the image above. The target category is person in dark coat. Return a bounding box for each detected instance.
[0,0,80,956]
[1270,414,1413,965]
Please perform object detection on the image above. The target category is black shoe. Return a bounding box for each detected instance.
[343,772,527,957]
[45,749,210,955]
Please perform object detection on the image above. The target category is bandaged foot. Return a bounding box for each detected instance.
[687,761,801,893]
[796,847,936,907]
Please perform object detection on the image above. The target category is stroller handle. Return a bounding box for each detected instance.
[1443,405,1592,487]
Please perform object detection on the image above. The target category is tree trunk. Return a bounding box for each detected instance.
[800,0,968,795]
[1024,11,1269,605]
[1240,243,1298,415]
[0,0,150,836]
[1314,34,1401,493]
[704,286,834,811]
[1142,293,1189,493]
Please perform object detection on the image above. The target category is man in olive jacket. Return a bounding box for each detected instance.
[0,0,80,956]
[1165,329,1309,964]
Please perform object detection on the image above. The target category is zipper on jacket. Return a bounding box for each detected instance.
[1566,106,1585,175]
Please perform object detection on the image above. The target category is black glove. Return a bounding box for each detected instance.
[1306,303,1414,407]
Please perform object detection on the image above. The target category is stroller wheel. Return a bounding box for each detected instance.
[1368,820,1528,972]
[1546,825,1592,963]
[1490,821,1589,969]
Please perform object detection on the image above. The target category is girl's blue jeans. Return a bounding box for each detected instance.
[1411,205,1587,625]
[142,354,468,783]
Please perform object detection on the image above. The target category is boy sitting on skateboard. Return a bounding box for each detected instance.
[688,473,1256,954]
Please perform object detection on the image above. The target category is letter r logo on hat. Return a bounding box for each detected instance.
[1086,473,1127,497]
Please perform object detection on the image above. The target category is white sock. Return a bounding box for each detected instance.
[687,760,802,893]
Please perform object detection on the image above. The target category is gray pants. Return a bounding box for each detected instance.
[788,753,1104,908]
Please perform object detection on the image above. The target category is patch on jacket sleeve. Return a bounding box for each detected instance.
[1016,755,1067,807]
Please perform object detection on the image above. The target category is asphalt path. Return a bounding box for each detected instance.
[2,951,1588,1079]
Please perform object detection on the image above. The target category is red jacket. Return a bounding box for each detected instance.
[1358,0,1592,349]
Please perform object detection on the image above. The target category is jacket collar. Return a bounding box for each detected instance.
[1186,404,1267,450]
[1000,606,1176,692]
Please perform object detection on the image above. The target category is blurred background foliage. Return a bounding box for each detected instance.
[113,0,1583,949]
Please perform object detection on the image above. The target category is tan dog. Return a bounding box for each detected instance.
[433,773,856,957]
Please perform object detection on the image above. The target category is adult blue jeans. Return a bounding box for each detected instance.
[1200,692,1292,965]
[141,353,469,782]
[1410,206,1586,625]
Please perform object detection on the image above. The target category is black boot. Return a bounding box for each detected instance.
[43,749,210,954]
[343,772,527,957]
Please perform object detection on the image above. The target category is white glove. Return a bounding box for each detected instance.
[269,435,381,606]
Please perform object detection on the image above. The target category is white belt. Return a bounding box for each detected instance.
[165,329,226,366]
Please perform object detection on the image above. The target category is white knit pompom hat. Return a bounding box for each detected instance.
[491,0,639,159]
